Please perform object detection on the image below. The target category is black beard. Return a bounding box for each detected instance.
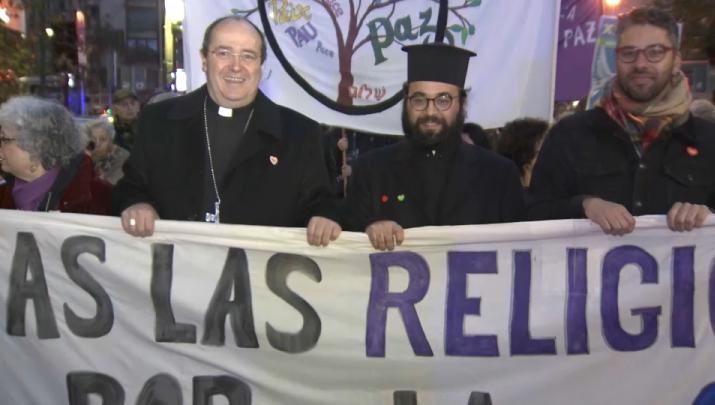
[402,104,465,148]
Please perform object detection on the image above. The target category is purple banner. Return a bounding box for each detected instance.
[555,0,602,101]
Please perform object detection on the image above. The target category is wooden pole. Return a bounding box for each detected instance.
[341,128,348,198]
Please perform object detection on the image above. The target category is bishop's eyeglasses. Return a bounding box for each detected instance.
[209,49,259,64]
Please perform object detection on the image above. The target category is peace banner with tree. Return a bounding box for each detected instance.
[182,0,558,134]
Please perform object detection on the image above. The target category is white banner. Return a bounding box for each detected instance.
[2,210,715,404]
[182,0,558,134]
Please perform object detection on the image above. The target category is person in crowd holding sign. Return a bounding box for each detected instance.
[0,96,112,213]
[347,43,525,250]
[113,15,341,246]
[528,7,715,235]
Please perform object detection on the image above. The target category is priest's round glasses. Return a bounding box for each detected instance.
[407,93,455,111]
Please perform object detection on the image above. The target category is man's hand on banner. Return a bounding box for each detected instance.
[582,196,636,236]
[667,202,711,232]
[366,220,404,251]
[121,203,160,237]
[307,216,342,247]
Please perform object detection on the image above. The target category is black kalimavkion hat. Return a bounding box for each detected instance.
[402,43,476,88]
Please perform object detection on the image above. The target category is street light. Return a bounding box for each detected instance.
[603,0,621,15]
[165,0,184,24]
[45,27,54,37]
[0,7,10,24]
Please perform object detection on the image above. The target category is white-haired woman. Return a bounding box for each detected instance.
[85,118,130,185]
[0,96,111,213]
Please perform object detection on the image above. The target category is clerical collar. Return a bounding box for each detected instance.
[206,97,253,118]
[218,106,232,117]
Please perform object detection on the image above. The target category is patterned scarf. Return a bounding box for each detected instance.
[597,70,692,153]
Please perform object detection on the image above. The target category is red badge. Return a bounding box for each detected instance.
[380,195,389,203]
[686,146,699,157]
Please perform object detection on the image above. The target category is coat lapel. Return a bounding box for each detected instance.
[222,91,282,190]
[183,116,207,215]
[166,87,208,217]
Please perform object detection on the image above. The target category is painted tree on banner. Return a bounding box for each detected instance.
[234,0,480,106]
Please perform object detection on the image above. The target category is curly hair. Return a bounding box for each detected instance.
[496,118,549,177]
[0,96,86,169]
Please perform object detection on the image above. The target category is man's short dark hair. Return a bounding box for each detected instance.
[617,7,679,50]
[200,15,267,64]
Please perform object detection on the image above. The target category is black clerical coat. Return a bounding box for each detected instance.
[346,140,525,231]
[113,86,337,226]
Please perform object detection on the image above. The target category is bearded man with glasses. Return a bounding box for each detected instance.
[347,43,525,251]
[528,7,715,235]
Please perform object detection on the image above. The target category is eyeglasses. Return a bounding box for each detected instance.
[0,136,16,146]
[210,49,259,64]
[615,44,673,63]
[407,93,456,111]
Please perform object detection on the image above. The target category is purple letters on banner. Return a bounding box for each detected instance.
[445,251,499,357]
[511,251,557,355]
[566,248,589,354]
[555,0,602,101]
[601,246,661,351]
[672,246,695,348]
[366,252,433,357]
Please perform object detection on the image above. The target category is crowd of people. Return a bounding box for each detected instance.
[0,7,713,250]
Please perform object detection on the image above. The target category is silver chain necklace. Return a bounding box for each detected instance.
[202,96,254,223]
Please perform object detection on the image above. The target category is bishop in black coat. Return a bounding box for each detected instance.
[113,86,337,227]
